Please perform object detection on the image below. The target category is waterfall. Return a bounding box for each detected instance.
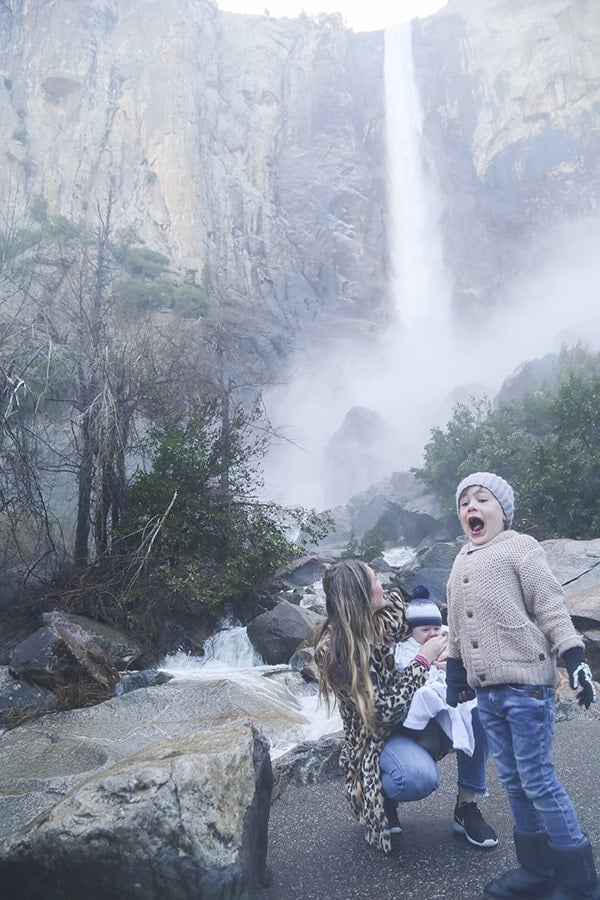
[384,21,450,330]
[262,21,459,510]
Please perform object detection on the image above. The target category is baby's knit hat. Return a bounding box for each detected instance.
[406,585,442,629]
[455,471,515,528]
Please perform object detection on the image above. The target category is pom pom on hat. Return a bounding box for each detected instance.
[455,471,515,528]
[406,585,442,629]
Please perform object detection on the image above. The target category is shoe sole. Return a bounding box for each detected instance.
[389,825,402,834]
[452,819,498,848]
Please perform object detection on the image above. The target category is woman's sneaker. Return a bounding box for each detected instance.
[384,797,402,835]
[452,799,498,848]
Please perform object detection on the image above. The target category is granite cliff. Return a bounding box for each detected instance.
[0,0,598,351]
[414,0,600,310]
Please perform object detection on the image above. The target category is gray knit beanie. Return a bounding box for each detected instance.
[455,472,515,528]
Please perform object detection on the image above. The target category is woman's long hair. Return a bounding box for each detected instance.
[317,560,387,731]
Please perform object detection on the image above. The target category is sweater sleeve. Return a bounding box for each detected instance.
[518,543,584,658]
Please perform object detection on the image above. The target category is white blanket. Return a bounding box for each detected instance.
[403,680,477,756]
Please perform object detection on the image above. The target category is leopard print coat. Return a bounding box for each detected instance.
[314,590,429,855]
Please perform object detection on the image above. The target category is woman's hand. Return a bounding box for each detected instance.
[418,632,448,664]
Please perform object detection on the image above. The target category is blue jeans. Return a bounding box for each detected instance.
[380,707,489,802]
[477,685,584,847]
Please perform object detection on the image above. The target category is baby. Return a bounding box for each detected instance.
[394,585,477,755]
[394,584,447,682]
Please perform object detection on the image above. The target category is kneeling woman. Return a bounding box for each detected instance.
[314,560,495,855]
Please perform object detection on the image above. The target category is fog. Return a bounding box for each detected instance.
[262,24,600,513]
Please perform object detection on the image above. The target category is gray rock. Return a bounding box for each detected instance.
[272,734,343,798]
[543,537,600,627]
[41,611,143,669]
[0,673,317,897]
[274,556,327,589]
[0,725,271,900]
[289,645,319,684]
[9,621,120,693]
[314,471,456,553]
[0,666,56,729]
[246,600,325,665]
[117,669,174,695]
[392,540,463,611]
[542,537,600,588]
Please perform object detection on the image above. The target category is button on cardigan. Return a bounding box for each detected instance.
[447,530,583,689]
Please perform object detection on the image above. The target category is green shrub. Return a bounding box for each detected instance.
[414,345,600,540]
[117,402,330,615]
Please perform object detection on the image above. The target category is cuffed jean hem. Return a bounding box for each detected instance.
[455,707,489,796]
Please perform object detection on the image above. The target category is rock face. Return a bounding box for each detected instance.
[414,0,600,310]
[0,0,597,351]
[0,0,386,343]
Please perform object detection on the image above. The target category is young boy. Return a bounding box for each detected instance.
[447,471,599,899]
[394,585,477,755]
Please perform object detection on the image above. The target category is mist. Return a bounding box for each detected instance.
[262,25,600,513]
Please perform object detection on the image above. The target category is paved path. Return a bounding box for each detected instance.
[260,715,600,899]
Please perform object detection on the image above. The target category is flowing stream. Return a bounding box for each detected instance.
[158,548,414,758]
[158,615,342,759]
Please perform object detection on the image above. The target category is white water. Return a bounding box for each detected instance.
[384,22,450,329]
[159,621,342,759]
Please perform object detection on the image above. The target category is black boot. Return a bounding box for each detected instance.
[484,830,555,898]
[546,837,600,899]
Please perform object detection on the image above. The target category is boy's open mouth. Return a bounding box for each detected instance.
[468,515,484,535]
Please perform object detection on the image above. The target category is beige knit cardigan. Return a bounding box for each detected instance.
[447,530,583,689]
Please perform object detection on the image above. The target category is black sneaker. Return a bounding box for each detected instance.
[452,800,498,848]
[384,797,402,835]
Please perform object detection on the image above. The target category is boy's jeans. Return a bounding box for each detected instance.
[380,707,488,802]
[477,684,584,847]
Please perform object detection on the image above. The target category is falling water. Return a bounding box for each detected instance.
[262,20,459,509]
[384,21,450,329]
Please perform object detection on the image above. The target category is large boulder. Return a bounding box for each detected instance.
[542,537,600,627]
[9,619,120,694]
[246,600,325,665]
[0,724,271,900]
[544,537,600,681]
[392,540,463,611]
[274,556,327,589]
[272,734,343,799]
[41,611,143,669]
[315,471,458,553]
[0,674,314,898]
